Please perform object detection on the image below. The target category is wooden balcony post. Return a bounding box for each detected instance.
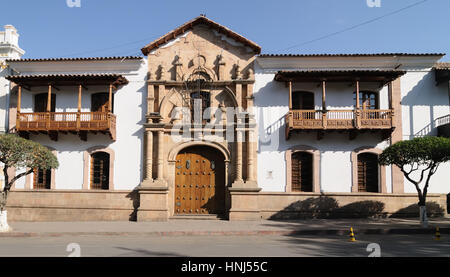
[77,85,82,129]
[355,79,361,129]
[388,80,395,127]
[322,80,327,129]
[47,85,52,129]
[355,79,360,110]
[17,85,22,129]
[288,81,293,110]
[108,84,113,113]
[47,85,52,112]
[322,80,326,111]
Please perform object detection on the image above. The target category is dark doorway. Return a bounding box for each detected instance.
[292,91,315,110]
[291,152,313,192]
[90,152,110,190]
[34,93,56,112]
[357,153,379,192]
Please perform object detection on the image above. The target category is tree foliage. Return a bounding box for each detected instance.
[0,134,58,210]
[379,136,450,205]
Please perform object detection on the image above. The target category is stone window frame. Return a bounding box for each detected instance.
[351,146,386,193]
[83,146,115,190]
[285,145,320,193]
[24,147,57,190]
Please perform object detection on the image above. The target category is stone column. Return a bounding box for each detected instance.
[247,128,256,182]
[145,130,153,181]
[229,113,261,221]
[236,135,243,182]
[138,127,169,221]
[246,83,257,183]
[235,83,242,108]
[157,129,164,180]
[389,78,404,194]
[147,84,155,115]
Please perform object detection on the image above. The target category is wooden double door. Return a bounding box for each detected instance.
[175,146,225,215]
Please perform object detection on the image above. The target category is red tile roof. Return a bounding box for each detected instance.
[6,56,142,62]
[259,53,445,58]
[6,73,129,87]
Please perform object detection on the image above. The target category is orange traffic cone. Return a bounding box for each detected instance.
[435,227,441,241]
[349,227,356,242]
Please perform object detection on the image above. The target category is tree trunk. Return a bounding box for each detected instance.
[419,205,428,228]
[0,210,10,232]
[0,192,10,232]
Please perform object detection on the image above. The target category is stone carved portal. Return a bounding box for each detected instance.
[140,18,260,221]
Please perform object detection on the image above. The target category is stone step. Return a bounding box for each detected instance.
[170,214,226,220]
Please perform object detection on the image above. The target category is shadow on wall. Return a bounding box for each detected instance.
[269,196,445,220]
[401,71,449,138]
[269,196,386,220]
[390,202,445,218]
[127,189,140,222]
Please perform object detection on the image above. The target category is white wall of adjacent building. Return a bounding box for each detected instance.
[0,25,25,189]
[254,60,450,195]
[400,70,450,193]
[12,59,147,191]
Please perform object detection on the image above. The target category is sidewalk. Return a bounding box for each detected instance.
[2,218,450,237]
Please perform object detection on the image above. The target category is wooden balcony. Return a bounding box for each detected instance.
[16,112,116,141]
[285,109,394,140]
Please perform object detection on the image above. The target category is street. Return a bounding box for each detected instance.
[0,234,448,257]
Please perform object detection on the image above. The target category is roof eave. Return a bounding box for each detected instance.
[141,16,261,56]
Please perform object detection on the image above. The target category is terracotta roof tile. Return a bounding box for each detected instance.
[6,56,142,62]
[259,53,445,58]
[435,63,450,70]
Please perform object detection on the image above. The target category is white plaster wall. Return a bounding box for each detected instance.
[254,68,390,193]
[400,70,450,194]
[0,71,9,133]
[254,66,450,194]
[13,59,147,191]
[20,85,116,113]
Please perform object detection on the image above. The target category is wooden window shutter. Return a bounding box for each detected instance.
[291,152,313,192]
[90,152,110,190]
[357,153,379,193]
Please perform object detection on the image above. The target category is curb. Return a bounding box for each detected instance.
[0,228,448,238]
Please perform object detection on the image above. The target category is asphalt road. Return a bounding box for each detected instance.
[0,234,449,257]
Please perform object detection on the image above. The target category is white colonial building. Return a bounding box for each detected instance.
[2,17,450,221]
[0,25,25,190]
[252,54,450,219]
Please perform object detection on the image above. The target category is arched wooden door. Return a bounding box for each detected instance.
[175,146,225,215]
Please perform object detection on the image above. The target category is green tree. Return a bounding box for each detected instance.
[0,134,58,231]
[379,136,450,227]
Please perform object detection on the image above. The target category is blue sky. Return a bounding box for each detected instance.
[2,0,450,61]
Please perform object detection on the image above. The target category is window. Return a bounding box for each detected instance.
[190,91,210,123]
[33,168,51,189]
[90,152,110,190]
[291,152,313,192]
[34,93,56,112]
[292,91,314,110]
[353,91,379,110]
[357,153,379,192]
[91,93,112,113]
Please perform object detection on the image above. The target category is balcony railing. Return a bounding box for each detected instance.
[285,109,394,139]
[436,114,450,138]
[16,112,116,141]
